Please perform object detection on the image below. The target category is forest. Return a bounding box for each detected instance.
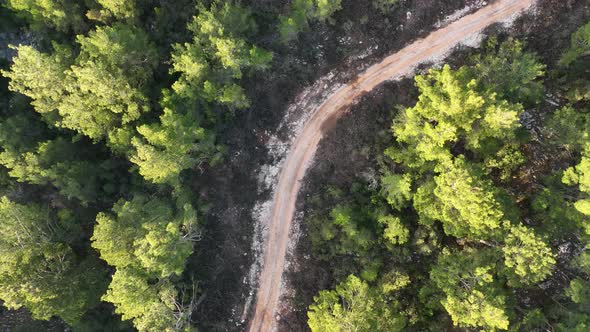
[0,0,589,332]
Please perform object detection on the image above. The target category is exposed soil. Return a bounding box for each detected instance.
[285,0,590,331]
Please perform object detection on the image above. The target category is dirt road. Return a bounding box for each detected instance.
[249,0,536,331]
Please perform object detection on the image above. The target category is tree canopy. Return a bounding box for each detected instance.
[0,197,106,325]
[308,275,406,332]
[278,0,342,42]
[92,195,197,279]
[91,194,199,329]
[5,0,85,32]
[3,24,157,151]
[128,1,272,185]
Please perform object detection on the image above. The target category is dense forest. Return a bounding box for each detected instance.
[0,0,589,331]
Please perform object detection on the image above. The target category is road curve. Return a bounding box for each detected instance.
[249,0,536,331]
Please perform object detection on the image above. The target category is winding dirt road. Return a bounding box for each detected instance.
[249,0,536,331]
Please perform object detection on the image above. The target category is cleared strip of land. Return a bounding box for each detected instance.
[249,1,536,331]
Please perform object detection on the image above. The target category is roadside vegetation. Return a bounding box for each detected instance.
[304,24,590,331]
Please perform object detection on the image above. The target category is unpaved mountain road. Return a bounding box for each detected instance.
[248,0,537,331]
